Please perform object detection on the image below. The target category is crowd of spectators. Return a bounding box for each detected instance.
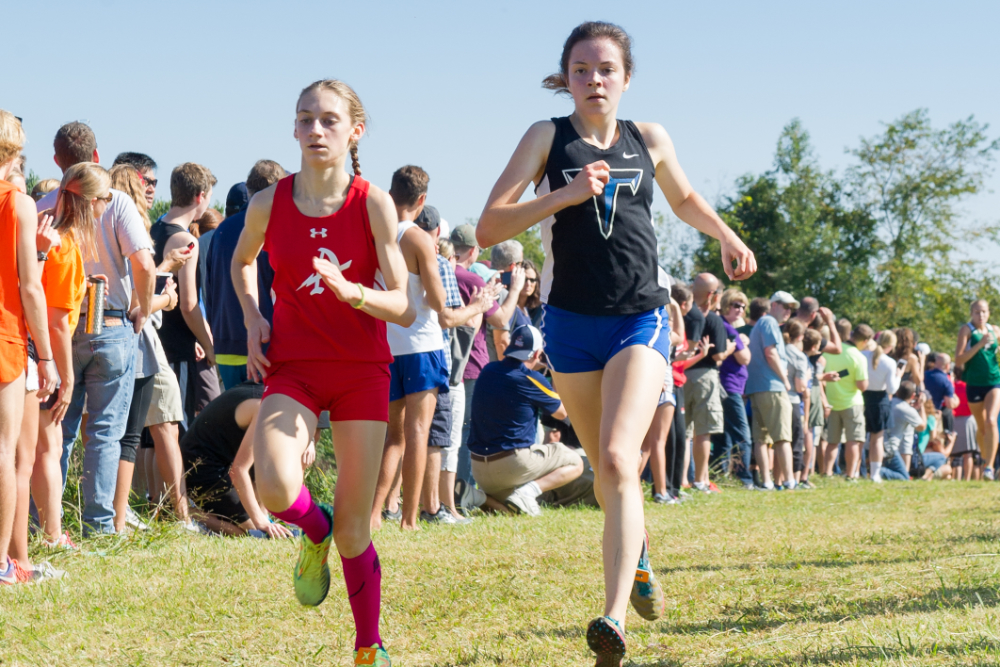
[0,113,995,586]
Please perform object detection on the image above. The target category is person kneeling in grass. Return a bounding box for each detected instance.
[181,381,312,537]
[468,325,583,515]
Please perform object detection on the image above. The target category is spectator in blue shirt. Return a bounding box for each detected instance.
[468,325,582,515]
[204,161,286,390]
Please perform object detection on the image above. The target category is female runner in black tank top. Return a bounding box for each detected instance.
[479,22,757,667]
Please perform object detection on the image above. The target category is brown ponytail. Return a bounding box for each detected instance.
[350,143,361,176]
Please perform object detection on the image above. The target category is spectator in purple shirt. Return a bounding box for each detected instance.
[711,289,753,487]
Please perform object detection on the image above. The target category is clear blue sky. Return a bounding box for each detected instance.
[6,0,997,259]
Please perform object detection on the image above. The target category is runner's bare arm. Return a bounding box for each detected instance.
[638,122,757,282]
[232,186,275,380]
[478,121,609,248]
[314,186,413,326]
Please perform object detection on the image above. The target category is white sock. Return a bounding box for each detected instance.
[786,479,796,489]
[870,462,882,480]
[764,481,775,489]
[526,480,542,498]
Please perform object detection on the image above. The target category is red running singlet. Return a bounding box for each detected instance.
[263,174,392,365]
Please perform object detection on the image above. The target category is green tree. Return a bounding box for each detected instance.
[473,218,546,269]
[148,198,170,223]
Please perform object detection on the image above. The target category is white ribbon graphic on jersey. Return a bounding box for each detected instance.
[562,168,643,240]
[297,248,353,296]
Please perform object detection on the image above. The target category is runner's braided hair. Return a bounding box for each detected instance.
[298,79,367,176]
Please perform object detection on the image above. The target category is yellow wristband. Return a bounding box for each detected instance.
[353,283,366,309]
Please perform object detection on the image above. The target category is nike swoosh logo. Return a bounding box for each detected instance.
[621,332,642,345]
[623,152,639,159]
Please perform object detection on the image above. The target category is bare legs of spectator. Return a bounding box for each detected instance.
[31,406,63,543]
[868,430,885,481]
[149,422,189,521]
[0,373,26,570]
[843,440,862,478]
[970,390,1000,476]
[821,440,838,476]
[371,389,437,531]
[639,403,673,498]
[692,433,711,486]
[112,461,135,533]
[11,389,39,566]
[552,346,664,629]
[422,448,443,515]
[755,441,773,487]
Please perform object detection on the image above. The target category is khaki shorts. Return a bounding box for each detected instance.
[750,391,793,446]
[828,404,865,444]
[145,335,183,427]
[684,367,724,437]
[472,443,582,500]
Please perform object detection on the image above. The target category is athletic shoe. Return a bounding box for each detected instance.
[504,481,542,516]
[798,480,815,490]
[381,507,402,522]
[780,482,796,491]
[678,489,692,500]
[42,531,77,551]
[742,482,755,490]
[420,506,464,525]
[125,507,149,531]
[755,483,775,491]
[871,474,883,484]
[293,503,333,607]
[985,468,995,481]
[0,559,32,585]
[651,492,671,504]
[629,530,665,621]
[708,481,721,493]
[455,479,487,512]
[354,644,391,666]
[586,616,626,667]
[30,561,65,582]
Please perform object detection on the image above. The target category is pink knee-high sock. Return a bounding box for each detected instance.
[269,486,330,544]
[342,542,383,650]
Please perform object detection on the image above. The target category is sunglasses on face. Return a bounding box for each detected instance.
[730,303,746,310]
[525,277,538,284]
[136,170,158,189]
[97,192,113,203]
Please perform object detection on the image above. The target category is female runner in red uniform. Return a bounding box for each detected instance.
[478,22,756,666]
[232,79,412,667]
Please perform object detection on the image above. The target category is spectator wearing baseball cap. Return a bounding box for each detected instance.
[467,325,583,516]
[450,223,523,491]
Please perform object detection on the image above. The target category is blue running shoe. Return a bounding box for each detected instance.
[586,616,626,666]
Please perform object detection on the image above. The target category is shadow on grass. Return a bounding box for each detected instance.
[717,637,1000,665]
[656,554,924,576]
[661,585,1000,635]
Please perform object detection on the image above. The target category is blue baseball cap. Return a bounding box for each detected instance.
[469,262,498,283]
[226,182,249,217]
[506,325,543,361]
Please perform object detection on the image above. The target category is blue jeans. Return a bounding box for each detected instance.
[881,452,909,480]
[60,323,137,535]
[711,391,752,483]
[217,363,248,391]
[923,451,947,471]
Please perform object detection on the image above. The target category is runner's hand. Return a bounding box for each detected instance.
[720,235,757,282]
[246,314,272,381]
[562,161,609,206]
[313,257,362,305]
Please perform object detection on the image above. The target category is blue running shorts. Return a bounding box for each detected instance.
[540,304,671,374]
[389,349,449,402]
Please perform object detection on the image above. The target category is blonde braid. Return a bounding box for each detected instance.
[350,143,361,176]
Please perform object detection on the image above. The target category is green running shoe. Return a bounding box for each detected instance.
[586,616,626,667]
[293,503,333,607]
[629,529,665,621]
[354,644,391,666]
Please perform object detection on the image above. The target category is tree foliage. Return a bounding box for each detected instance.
[688,112,999,352]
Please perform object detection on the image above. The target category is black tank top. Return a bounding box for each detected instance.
[150,219,198,363]
[539,116,668,316]
[179,381,264,468]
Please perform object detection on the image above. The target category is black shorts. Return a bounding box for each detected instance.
[184,459,249,525]
[863,390,891,433]
[967,384,1000,404]
[941,406,955,434]
[428,390,453,449]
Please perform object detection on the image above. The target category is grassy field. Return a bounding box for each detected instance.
[4,477,1000,666]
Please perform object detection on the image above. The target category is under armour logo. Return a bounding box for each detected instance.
[297,247,353,296]
[310,228,327,238]
[356,647,376,665]
[563,168,643,240]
